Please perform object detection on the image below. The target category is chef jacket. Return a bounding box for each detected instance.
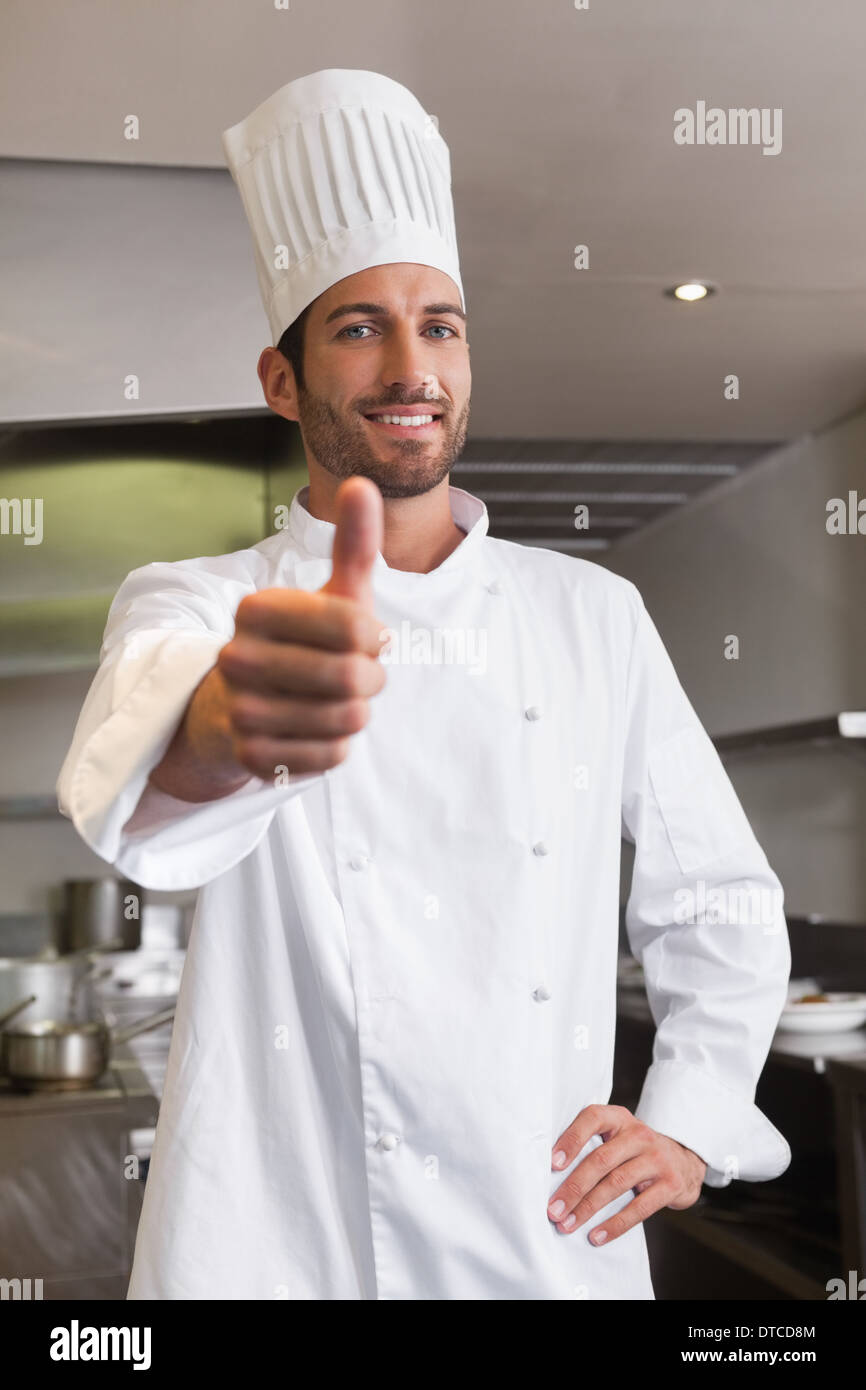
[57,483,792,1301]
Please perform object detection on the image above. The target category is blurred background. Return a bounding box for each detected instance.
[0,0,864,1300]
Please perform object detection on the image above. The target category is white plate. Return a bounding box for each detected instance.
[777,993,866,1034]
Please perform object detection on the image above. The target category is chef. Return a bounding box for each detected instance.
[57,69,792,1301]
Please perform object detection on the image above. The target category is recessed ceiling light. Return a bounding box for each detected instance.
[665,282,716,302]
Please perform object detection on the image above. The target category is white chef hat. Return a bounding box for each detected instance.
[222,68,466,347]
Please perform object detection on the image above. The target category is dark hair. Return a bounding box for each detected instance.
[276,303,311,392]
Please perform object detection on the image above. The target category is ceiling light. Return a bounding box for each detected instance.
[666,281,716,302]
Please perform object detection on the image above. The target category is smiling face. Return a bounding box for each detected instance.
[260,263,471,499]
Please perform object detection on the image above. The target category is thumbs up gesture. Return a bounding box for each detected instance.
[216,477,388,780]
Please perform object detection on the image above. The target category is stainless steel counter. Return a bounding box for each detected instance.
[0,1047,158,1300]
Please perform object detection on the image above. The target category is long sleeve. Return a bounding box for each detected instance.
[56,557,324,892]
[619,587,792,1188]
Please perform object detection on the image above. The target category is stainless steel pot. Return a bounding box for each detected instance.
[0,943,121,1027]
[60,878,142,954]
[1,1006,176,1091]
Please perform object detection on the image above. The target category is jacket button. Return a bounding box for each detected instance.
[532,840,549,856]
[524,705,542,721]
[349,855,369,871]
[378,1132,400,1151]
[486,579,503,595]
[533,984,552,1001]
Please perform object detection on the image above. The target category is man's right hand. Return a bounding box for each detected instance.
[218,476,387,779]
[147,477,387,802]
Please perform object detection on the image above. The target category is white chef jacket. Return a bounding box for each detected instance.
[57,483,792,1301]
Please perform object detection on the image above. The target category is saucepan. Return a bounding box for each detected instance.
[0,994,40,1076]
[0,938,124,1026]
[0,1005,176,1091]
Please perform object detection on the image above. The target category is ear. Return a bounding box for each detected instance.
[257,346,300,423]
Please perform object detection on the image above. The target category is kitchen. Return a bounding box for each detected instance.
[1,0,865,1335]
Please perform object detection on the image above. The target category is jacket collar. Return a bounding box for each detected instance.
[286,483,490,579]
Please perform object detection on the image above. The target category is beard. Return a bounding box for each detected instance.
[295,385,470,499]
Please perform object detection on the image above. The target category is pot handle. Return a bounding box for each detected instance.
[0,995,38,1029]
[111,1007,176,1046]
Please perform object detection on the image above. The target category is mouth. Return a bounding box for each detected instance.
[363,410,443,438]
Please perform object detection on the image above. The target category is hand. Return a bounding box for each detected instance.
[216,475,388,781]
[547,1103,707,1245]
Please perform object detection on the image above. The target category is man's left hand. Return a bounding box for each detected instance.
[547,1103,707,1244]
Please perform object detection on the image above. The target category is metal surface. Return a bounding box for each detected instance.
[0,1047,157,1300]
[60,878,142,954]
[0,955,99,1026]
[1,1007,175,1090]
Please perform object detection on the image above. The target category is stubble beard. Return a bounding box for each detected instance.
[296,386,470,499]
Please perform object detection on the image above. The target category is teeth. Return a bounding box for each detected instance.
[369,414,436,427]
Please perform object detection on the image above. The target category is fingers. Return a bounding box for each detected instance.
[227,691,371,740]
[551,1103,631,1170]
[548,1131,643,1221]
[547,1149,668,1239]
[216,623,385,781]
[235,588,387,658]
[320,476,383,610]
[218,478,387,783]
[547,1105,685,1244]
[218,637,387,699]
[227,734,355,780]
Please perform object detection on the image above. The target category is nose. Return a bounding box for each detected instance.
[378,327,439,402]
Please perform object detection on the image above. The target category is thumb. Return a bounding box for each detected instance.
[320,476,383,611]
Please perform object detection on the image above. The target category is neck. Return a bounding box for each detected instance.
[305,474,465,574]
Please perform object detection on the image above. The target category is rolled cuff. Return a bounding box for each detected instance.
[633,1057,791,1187]
[57,631,322,891]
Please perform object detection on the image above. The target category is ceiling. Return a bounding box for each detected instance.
[1,0,864,547]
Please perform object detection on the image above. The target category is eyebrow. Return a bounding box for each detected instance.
[324,301,466,324]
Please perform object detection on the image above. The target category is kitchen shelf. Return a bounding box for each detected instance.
[713,712,866,756]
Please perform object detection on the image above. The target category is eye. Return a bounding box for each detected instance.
[338,324,376,339]
[337,322,460,341]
